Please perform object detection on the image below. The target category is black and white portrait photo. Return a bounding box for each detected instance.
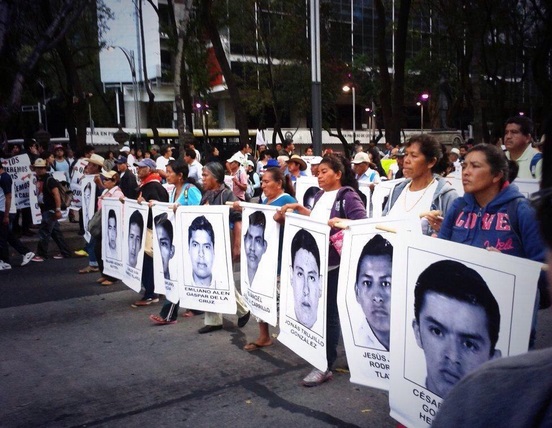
[388,234,541,428]
[127,209,144,269]
[240,204,281,326]
[101,197,124,280]
[178,205,237,315]
[278,213,329,373]
[289,229,323,330]
[121,200,149,293]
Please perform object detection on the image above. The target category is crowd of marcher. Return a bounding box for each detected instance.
[1,114,550,421]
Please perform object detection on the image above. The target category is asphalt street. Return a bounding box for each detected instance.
[1,221,550,427]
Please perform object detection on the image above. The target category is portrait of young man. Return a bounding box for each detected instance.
[290,229,322,330]
[354,234,393,351]
[127,210,144,269]
[188,215,216,288]
[106,209,119,260]
[244,211,268,292]
[154,212,175,280]
[412,260,501,398]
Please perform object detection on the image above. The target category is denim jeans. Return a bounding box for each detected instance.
[326,267,341,370]
[85,237,98,266]
[0,212,31,263]
[36,210,71,258]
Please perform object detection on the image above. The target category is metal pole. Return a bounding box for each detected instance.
[310,0,322,155]
[352,86,356,144]
[421,104,424,134]
[89,101,94,145]
[115,89,121,124]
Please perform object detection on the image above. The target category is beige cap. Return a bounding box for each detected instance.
[33,158,48,168]
[351,152,370,164]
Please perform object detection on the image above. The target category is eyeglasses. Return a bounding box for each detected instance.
[102,177,114,182]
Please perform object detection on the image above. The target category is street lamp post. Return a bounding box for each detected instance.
[418,92,430,133]
[109,46,141,149]
[343,84,356,143]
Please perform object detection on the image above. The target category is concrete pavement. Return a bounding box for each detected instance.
[1,220,551,426]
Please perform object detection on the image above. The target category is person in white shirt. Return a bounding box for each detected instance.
[351,152,381,188]
[184,148,203,185]
[156,145,174,180]
[504,115,542,179]
[120,146,136,167]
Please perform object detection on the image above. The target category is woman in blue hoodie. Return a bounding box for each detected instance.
[437,143,546,346]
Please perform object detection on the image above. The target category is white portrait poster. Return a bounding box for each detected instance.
[102,197,124,280]
[240,203,281,326]
[295,176,320,211]
[152,203,180,304]
[337,217,420,391]
[52,171,69,221]
[514,178,539,198]
[278,213,329,372]
[28,174,42,225]
[178,205,237,314]
[80,175,96,243]
[122,199,149,293]
[70,158,88,210]
[358,181,372,215]
[1,154,32,209]
[371,178,405,218]
[389,233,541,427]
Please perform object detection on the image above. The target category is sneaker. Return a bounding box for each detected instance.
[131,297,160,307]
[21,252,35,267]
[74,249,88,257]
[31,256,45,262]
[53,254,65,260]
[301,368,333,387]
[0,261,12,270]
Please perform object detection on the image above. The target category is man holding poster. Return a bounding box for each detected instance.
[412,260,501,398]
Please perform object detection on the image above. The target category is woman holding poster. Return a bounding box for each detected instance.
[149,160,202,324]
[243,166,296,352]
[94,170,124,286]
[436,143,547,346]
[383,135,457,234]
[277,154,366,386]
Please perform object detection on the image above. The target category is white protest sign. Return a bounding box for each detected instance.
[371,178,405,218]
[337,216,420,391]
[101,197,125,280]
[278,213,330,372]
[389,233,541,427]
[178,205,237,314]
[80,175,96,243]
[52,171,69,221]
[28,174,42,225]
[70,158,88,210]
[152,203,180,304]
[514,178,539,198]
[295,176,320,211]
[1,154,32,209]
[122,199,149,293]
[240,203,281,326]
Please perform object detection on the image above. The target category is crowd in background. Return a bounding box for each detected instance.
[0,115,548,394]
